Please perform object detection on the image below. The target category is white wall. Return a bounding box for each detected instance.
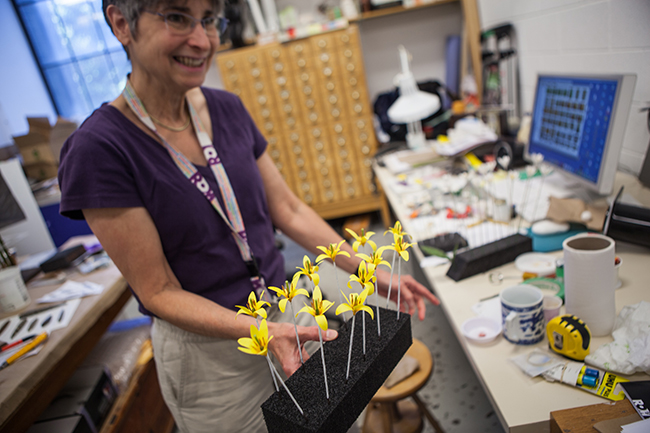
[206,2,463,107]
[478,0,650,175]
[0,0,57,145]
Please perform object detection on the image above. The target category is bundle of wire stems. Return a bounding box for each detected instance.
[0,235,16,269]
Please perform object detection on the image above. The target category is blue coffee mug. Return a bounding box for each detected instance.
[500,284,545,344]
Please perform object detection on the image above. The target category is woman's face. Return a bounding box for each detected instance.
[128,0,219,92]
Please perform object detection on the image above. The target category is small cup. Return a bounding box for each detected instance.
[543,295,563,323]
[0,266,30,314]
[500,284,545,345]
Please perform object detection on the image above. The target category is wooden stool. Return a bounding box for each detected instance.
[363,339,444,433]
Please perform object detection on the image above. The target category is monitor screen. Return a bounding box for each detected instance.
[0,171,26,231]
[527,73,636,196]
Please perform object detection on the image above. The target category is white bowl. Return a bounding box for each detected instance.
[461,317,502,344]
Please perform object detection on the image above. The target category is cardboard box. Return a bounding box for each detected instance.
[23,161,58,181]
[13,117,77,165]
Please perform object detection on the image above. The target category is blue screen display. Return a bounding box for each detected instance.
[529,76,618,184]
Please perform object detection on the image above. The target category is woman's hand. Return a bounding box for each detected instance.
[267,322,338,377]
[375,267,440,321]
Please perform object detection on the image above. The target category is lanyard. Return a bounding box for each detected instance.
[122,81,266,293]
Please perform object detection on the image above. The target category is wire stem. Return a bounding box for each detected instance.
[346,314,355,380]
[289,302,303,364]
[386,251,396,308]
[317,327,329,400]
[267,356,304,416]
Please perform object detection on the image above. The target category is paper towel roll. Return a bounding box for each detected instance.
[563,234,616,337]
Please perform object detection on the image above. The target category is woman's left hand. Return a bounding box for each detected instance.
[267,321,338,377]
[375,267,440,321]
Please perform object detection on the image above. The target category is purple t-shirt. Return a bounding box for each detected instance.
[58,88,285,314]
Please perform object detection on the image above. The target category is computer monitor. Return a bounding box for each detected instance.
[526,73,636,196]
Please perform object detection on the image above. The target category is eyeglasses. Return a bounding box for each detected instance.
[146,11,229,37]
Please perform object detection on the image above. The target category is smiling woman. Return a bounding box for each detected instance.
[56,0,439,431]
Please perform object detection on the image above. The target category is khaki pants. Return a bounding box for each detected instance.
[152,305,316,433]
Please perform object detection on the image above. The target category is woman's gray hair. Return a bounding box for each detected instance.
[103,0,222,51]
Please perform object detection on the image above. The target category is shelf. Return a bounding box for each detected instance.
[349,0,458,22]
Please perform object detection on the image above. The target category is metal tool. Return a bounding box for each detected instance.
[11,319,26,339]
[18,302,65,320]
[0,320,9,336]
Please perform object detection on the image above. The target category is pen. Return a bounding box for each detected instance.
[19,302,66,319]
[0,332,48,371]
[1,334,37,352]
[41,316,52,328]
[11,319,26,339]
[58,310,65,323]
[28,319,38,332]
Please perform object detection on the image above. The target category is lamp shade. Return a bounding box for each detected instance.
[387,90,440,124]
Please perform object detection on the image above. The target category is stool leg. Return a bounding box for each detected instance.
[380,403,393,433]
[412,394,445,433]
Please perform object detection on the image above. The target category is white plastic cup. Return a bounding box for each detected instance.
[543,295,563,323]
[0,266,30,313]
[563,234,616,337]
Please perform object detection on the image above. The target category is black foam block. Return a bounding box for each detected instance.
[446,233,533,281]
[261,306,412,433]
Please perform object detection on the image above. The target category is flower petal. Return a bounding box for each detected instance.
[295,288,309,298]
[315,314,329,331]
[297,305,313,317]
[345,228,359,241]
[315,253,329,263]
[401,250,410,262]
[321,299,335,314]
[312,273,320,286]
[313,286,323,302]
[360,305,375,319]
[237,337,253,347]
[336,304,352,315]
[368,240,377,251]
[279,298,288,313]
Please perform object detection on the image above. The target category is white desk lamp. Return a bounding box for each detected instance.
[387,45,440,149]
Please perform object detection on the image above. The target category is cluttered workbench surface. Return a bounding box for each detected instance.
[374,159,650,432]
[0,236,129,433]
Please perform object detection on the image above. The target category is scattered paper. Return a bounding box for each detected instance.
[472,296,502,324]
[622,418,650,432]
[0,299,81,367]
[420,255,449,268]
[36,281,105,303]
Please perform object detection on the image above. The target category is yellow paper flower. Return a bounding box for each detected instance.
[335,289,374,319]
[315,240,351,264]
[392,236,413,262]
[384,221,409,241]
[268,276,309,313]
[356,246,391,271]
[297,286,334,331]
[237,319,273,356]
[296,255,320,286]
[345,228,377,253]
[235,291,270,320]
[348,261,376,294]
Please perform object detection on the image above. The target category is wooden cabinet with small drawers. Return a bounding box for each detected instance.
[216,25,386,221]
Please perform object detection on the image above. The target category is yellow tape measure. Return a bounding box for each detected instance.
[546,315,591,361]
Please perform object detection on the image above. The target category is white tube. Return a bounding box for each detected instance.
[246,0,267,33]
